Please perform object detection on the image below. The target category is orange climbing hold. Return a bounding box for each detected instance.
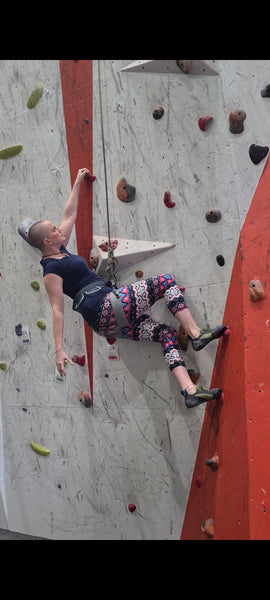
[205,452,219,470]
[249,279,265,302]
[177,325,189,351]
[116,177,136,202]
[201,518,214,538]
[229,109,246,134]
[78,390,92,407]
[176,60,191,73]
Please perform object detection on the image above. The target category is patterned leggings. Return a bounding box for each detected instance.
[93,274,188,371]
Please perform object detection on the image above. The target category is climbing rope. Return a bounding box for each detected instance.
[97,60,118,287]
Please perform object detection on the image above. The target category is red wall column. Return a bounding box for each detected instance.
[59,60,93,397]
[181,156,270,540]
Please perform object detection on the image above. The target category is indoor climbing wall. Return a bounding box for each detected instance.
[0,60,270,539]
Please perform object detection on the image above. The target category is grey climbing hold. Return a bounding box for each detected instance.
[18,218,35,244]
[249,144,269,165]
[261,84,270,98]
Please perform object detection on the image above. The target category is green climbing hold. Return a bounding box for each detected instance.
[37,319,46,330]
[0,145,23,159]
[0,362,7,371]
[31,281,40,291]
[27,84,44,109]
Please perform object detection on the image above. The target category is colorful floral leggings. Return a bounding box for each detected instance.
[93,274,188,371]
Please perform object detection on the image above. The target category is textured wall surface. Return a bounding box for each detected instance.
[0,60,269,539]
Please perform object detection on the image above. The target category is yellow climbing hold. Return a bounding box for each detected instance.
[31,280,40,291]
[27,84,44,109]
[30,442,50,456]
[37,319,46,329]
[0,145,23,159]
[0,362,7,371]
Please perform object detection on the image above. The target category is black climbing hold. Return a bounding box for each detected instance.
[261,84,270,98]
[216,255,225,266]
[249,144,269,165]
[152,106,164,120]
[15,323,22,336]
[205,209,222,223]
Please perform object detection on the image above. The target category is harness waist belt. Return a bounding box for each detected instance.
[73,282,106,312]
[73,284,129,331]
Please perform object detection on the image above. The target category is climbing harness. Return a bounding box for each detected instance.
[73,282,129,333]
[97,60,118,288]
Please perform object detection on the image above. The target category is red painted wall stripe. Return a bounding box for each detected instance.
[180,156,270,539]
[59,60,93,398]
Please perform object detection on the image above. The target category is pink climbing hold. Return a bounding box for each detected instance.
[98,239,118,252]
[198,116,213,131]
[223,328,231,341]
[128,503,136,513]
[217,392,225,406]
[163,191,175,208]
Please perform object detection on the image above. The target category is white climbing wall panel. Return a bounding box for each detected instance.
[0,60,270,539]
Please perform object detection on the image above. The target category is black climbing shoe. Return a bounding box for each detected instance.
[190,325,227,351]
[181,386,222,409]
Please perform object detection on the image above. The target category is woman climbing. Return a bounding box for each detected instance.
[25,167,227,409]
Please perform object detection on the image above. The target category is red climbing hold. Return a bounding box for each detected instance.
[84,172,96,183]
[195,476,202,488]
[72,355,86,366]
[198,116,213,131]
[128,503,136,513]
[106,336,117,344]
[163,191,175,208]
